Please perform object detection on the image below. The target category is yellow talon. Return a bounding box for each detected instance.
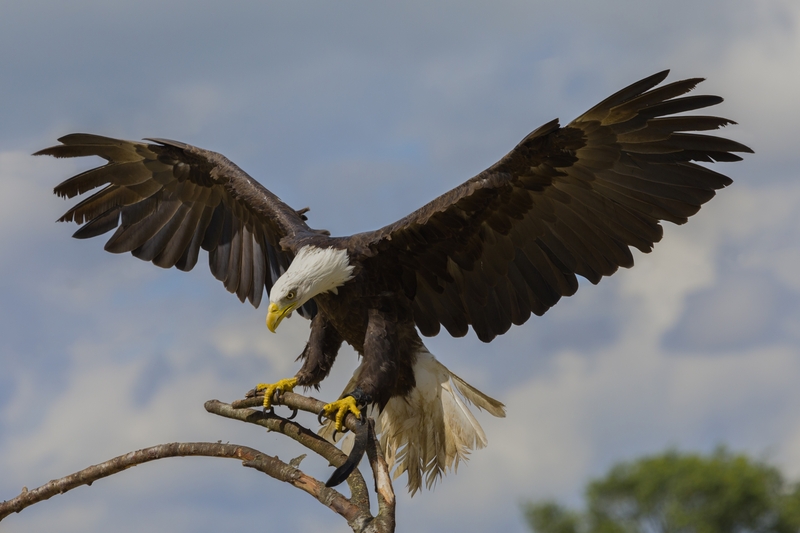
[256,378,298,409]
[321,396,362,432]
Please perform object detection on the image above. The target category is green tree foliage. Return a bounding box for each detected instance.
[523,449,800,533]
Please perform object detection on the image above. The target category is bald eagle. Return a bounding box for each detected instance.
[38,71,751,493]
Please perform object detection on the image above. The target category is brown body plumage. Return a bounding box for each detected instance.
[38,71,751,492]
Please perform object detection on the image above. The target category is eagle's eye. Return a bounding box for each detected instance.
[286,291,295,300]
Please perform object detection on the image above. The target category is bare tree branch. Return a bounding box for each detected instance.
[1,393,396,532]
[204,398,371,510]
[364,418,396,533]
[1,442,356,522]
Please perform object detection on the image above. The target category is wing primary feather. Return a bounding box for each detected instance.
[54,162,152,199]
[579,70,670,121]
[224,219,243,294]
[236,225,254,303]
[120,204,182,258]
[133,203,191,262]
[209,209,233,281]
[153,204,205,268]
[71,208,120,239]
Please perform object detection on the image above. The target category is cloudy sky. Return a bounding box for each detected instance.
[1,1,799,531]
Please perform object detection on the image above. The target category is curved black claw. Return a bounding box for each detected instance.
[250,383,267,400]
[286,407,298,420]
[317,408,326,425]
[331,427,350,441]
[262,405,274,415]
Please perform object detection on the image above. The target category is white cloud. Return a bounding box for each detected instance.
[621,230,716,337]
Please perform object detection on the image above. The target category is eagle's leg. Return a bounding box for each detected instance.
[295,313,344,387]
[357,307,415,409]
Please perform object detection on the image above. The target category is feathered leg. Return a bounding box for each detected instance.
[295,312,344,387]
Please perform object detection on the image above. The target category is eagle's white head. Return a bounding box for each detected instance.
[266,245,354,332]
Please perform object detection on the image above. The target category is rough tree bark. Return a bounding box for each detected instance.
[0,390,395,533]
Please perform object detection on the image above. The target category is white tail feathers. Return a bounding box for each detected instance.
[319,348,505,495]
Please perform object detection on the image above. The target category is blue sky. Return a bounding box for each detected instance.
[1,1,799,531]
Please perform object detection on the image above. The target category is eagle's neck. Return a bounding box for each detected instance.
[290,245,355,298]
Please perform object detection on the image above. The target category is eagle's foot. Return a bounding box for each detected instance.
[318,396,363,433]
[256,377,298,411]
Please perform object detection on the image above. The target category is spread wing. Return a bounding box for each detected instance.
[37,135,318,316]
[359,71,752,342]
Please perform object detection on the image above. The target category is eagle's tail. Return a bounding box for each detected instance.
[320,347,505,495]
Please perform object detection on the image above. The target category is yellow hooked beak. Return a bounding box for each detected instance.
[266,302,296,333]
